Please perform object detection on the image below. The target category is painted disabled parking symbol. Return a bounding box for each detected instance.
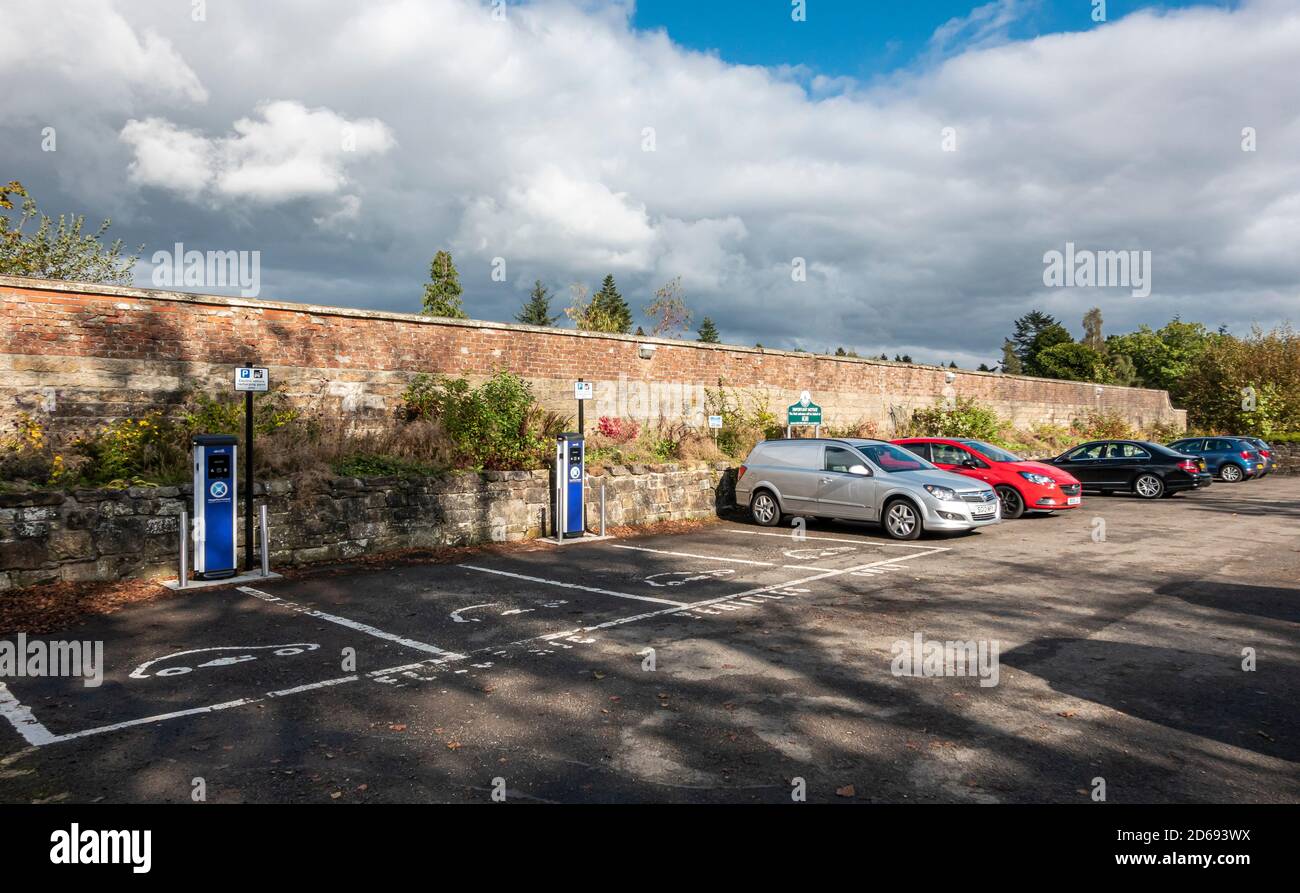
[783,546,857,560]
[209,480,229,499]
[129,644,320,679]
[644,569,735,587]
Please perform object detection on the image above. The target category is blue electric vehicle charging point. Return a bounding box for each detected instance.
[555,433,585,538]
[192,434,238,579]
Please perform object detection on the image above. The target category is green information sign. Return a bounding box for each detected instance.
[787,391,822,426]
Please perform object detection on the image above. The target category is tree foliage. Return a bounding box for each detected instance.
[421,250,467,318]
[644,276,691,337]
[0,180,139,284]
[565,282,625,333]
[697,316,721,343]
[515,280,559,326]
[590,274,632,333]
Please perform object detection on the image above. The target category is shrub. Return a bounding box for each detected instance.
[1071,410,1133,441]
[908,398,1002,440]
[823,419,881,439]
[73,412,186,485]
[0,413,69,485]
[180,389,299,438]
[400,370,550,469]
[596,416,640,443]
[704,381,781,458]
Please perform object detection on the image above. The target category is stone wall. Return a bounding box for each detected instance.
[0,462,730,589]
[1268,442,1300,474]
[1,275,1186,435]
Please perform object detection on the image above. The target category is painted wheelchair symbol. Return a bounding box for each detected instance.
[129,644,320,679]
[644,569,735,588]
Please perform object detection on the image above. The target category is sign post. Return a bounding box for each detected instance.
[574,378,593,438]
[785,390,823,438]
[708,414,723,442]
[234,365,269,571]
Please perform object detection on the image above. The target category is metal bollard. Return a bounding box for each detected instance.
[600,481,606,537]
[178,510,189,589]
[259,503,271,577]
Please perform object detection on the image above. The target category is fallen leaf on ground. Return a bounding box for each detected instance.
[836,785,856,798]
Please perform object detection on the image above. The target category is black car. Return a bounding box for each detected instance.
[1046,439,1213,499]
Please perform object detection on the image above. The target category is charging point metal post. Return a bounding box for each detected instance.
[555,432,585,538]
[191,434,238,580]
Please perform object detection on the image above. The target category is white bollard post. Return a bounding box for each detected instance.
[178,510,189,589]
[600,481,606,538]
[259,503,271,577]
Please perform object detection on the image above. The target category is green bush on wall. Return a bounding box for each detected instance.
[908,398,1003,441]
[401,370,551,470]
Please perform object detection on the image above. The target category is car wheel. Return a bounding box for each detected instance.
[995,485,1025,519]
[1219,463,1244,483]
[1134,473,1164,499]
[882,499,922,541]
[750,490,782,527]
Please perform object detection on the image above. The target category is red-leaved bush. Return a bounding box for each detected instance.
[596,416,640,443]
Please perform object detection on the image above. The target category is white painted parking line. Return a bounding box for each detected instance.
[459,565,689,607]
[719,528,950,551]
[0,680,56,747]
[239,586,466,659]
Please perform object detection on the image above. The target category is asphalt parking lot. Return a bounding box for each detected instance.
[2,478,1298,804]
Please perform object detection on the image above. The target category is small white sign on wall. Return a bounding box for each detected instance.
[234,367,269,392]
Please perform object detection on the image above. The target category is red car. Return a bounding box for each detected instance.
[891,438,1083,519]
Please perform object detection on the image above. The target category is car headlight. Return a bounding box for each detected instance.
[923,484,958,501]
[1018,472,1056,486]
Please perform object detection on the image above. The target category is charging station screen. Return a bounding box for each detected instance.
[206,454,230,478]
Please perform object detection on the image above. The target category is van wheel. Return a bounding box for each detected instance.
[750,490,781,527]
[1219,463,1243,483]
[882,499,922,540]
[995,485,1025,519]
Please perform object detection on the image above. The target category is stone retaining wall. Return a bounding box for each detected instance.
[0,462,732,590]
[1268,442,1300,474]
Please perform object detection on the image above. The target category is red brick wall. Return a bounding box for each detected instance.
[1,276,1185,433]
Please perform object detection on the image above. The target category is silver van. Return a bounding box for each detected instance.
[735,438,1000,540]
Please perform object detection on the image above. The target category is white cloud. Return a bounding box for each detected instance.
[4,0,1299,361]
[0,0,206,115]
[120,101,396,204]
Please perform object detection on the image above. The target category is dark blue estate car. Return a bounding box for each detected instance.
[1166,436,1263,483]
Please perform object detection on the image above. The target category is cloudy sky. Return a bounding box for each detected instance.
[3,0,1298,366]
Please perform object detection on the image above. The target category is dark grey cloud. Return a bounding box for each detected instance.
[3,0,1297,368]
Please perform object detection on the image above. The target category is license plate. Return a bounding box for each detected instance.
[1067,496,1081,505]
[972,507,996,518]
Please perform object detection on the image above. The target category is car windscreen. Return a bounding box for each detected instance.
[959,440,1021,463]
[857,442,934,473]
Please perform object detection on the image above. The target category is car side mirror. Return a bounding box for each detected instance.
[849,464,870,476]
[961,458,979,468]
